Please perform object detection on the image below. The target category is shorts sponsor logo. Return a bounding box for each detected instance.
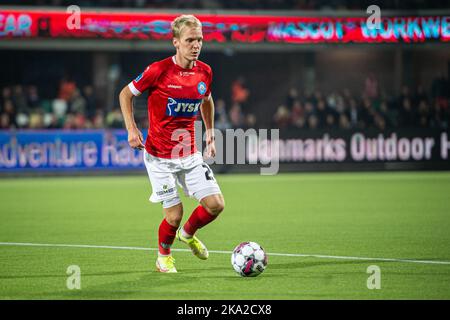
[156,185,175,196]
[166,98,202,117]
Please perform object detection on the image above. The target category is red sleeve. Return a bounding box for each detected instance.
[205,68,213,98]
[128,63,160,96]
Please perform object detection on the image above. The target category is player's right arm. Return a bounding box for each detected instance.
[119,85,144,150]
[119,63,159,150]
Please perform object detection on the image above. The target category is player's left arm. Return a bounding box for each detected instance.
[200,94,216,158]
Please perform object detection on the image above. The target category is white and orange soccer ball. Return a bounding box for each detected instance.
[231,241,268,277]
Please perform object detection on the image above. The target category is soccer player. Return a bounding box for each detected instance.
[119,15,225,273]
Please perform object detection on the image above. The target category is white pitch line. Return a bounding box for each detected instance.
[1,242,450,266]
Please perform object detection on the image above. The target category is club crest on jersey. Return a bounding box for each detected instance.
[166,98,202,117]
[134,73,143,82]
[197,82,207,95]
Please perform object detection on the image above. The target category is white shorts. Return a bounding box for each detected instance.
[143,150,222,208]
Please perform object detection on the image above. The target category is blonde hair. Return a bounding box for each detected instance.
[171,15,202,38]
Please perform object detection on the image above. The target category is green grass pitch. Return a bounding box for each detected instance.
[0,172,450,299]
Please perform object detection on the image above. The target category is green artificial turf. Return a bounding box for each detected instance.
[0,172,449,299]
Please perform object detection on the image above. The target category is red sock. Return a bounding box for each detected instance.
[158,219,178,255]
[183,205,217,236]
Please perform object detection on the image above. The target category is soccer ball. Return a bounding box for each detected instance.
[231,241,268,277]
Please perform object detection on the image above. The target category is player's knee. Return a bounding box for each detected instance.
[206,198,225,216]
[166,214,182,227]
[163,202,183,226]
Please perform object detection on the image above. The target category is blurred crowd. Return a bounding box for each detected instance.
[4,0,448,10]
[0,79,123,130]
[214,77,257,131]
[1,74,449,132]
[0,76,253,131]
[273,75,450,131]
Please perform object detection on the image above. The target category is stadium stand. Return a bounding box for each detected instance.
[1,73,448,131]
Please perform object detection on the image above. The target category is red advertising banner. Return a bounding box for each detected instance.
[0,9,449,44]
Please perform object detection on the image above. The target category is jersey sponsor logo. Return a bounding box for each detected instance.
[168,84,182,89]
[166,98,202,117]
[134,73,143,82]
[179,71,195,77]
[197,81,207,95]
